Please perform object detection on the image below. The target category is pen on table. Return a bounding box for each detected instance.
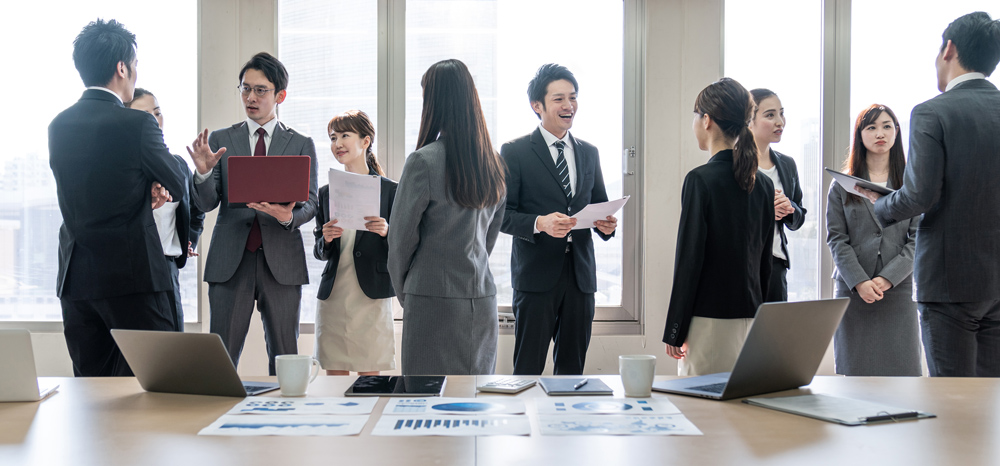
[573,378,589,390]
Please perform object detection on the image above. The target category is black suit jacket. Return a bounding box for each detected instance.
[769,149,806,267]
[165,153,204,270]
[500,128,614,293]
[663,150,775,346]
[313,173,398,300]
[49,89,188,299]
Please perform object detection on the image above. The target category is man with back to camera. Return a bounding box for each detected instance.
[859,12,1000,376]
[500,64,618,375]
[187,52,318,375]
[49,19,191,376]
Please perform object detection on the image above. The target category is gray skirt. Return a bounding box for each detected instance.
[400,295,498,375]
[833,277,921,376]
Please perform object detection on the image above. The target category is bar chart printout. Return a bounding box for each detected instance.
[372,415,531,436]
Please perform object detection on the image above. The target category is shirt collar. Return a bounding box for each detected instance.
[945,72,986,92]
[538,124,570,148]
[86,86,124,105]
[247,117,279,137]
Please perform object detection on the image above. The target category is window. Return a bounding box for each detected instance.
[724,0,823,302]
[2,1,198,322]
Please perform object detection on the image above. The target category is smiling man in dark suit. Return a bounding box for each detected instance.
[49,19,190,376]
[501,64,617,375]
[187,52,318,375]
[860,12,1000,377]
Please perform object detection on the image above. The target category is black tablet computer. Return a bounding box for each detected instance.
[344,375,447,397]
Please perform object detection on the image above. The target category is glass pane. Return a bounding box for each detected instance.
[724,0,822,301]
[851,3,1000,152]
[1,1,197,321]
[279,0,379,323]
[405,0,625,307]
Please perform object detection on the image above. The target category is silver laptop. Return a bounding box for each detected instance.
[111,329,279,397]
[652,298,849,401]
[0,329,59,402]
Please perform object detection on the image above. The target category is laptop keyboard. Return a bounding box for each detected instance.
[687,382,727,394]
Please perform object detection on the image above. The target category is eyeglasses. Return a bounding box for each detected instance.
[238,85,276,97]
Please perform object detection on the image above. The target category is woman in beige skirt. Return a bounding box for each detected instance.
[313,110,397,375]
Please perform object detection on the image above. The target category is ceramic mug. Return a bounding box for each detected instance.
[275,354,320,397]
[619,354,657,397]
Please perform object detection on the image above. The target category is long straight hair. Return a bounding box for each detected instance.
[416,59,505,209]
[694,78,758,192]
[842,104,906,203]
[328,110,384,176]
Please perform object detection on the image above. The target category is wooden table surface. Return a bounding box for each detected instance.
[1,375,998,466]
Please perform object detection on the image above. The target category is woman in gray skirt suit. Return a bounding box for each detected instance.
[827,103,920,376]
[387,59,507,375]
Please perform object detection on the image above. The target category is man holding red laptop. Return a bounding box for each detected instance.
[187,52,318,375]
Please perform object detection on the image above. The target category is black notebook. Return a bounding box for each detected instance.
[344,375,447,397]
[538,377,613,396]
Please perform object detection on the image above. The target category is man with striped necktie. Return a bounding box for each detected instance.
[501,64,618,375]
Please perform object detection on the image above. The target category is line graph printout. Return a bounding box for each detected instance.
[226,397,378,415]
[535,397,680,415]
[537,415,702,436]
[199,415,369,436]
[372,415,531,436]
[383,397,526,415]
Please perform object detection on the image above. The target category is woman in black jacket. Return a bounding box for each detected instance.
[664,78,775,376]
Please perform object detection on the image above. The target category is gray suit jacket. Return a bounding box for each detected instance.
[192,121,318,285]
[827,180,917,291]
[387,140,505,307]
[874,79,1000,303]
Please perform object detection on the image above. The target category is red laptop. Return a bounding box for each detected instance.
[227,156,311,204]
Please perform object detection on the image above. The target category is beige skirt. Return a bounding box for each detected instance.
[677,316,753,376]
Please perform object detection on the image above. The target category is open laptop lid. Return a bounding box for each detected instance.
[227,155,311,204]
[0,329,58,402]
[653,298,849,400]
[111,330,277,397]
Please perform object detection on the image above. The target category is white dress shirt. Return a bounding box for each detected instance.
[86,86,124,105]
[758,164,786,261]
[945,72,986,92]
[534,125,578,236]
[152,202,183,257]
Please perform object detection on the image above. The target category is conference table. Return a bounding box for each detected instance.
[1,375,998,465]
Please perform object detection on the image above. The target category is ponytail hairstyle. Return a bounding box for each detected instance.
[328,109,384,176]
[416,59,506,209]
[842,104,906,203]
[694,77,758,192]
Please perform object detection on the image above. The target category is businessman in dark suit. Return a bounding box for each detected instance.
[49,19,189,376]
[860,12,1000,376]
[188,52,318,375]
[501,64,617,375]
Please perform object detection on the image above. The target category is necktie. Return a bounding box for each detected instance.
[554,140,572,200]
[245,127,267,252]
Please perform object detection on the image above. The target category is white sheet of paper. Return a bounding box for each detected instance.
[383,397,526,415]
[328,169,381,231]
[537,414,702,436]
[372,414,531,436]
[534,397,680,415]
[198,414,369,436]
[226,397,378,415]
[571,196,629,229]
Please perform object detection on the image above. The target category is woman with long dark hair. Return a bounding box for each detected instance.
[827,104,920,376]
[387,59,506,375]
[749,89,806,302]
[313,110,397,376]
[663,78,775,376]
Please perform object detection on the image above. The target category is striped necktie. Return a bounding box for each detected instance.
[554,140,572,200]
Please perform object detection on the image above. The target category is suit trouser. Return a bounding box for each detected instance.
[166,256,184,332]
[61,291,176,377]
[209,249,301,375]
[765,256,788,302]
[512,249,596,375]
[919,300,1000,377]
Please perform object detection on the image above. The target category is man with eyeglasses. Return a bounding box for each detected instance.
[187,52,318,375]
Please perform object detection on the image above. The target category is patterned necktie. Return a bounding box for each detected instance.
[554,140,572,200]
[245,127,267,252]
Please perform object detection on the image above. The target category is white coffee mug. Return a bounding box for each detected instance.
[619,354,657,397]
[275,354,320,397]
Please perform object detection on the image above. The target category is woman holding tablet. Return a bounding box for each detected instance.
[826,104,920,376]
[663,78,775,376]
[313,110,397,376]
